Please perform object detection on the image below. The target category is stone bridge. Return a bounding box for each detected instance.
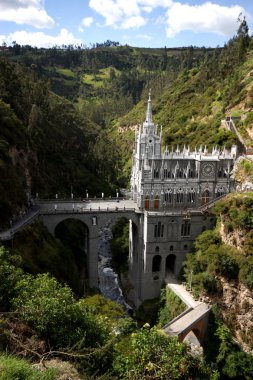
[164,303,209,344]
[36,199,142,290]
[164,275,210,345]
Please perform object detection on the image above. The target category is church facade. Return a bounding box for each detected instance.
[128,93,237,302]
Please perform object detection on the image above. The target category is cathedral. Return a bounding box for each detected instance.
[129,93,237,302]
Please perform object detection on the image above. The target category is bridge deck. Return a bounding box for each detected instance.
[164,303,209,337]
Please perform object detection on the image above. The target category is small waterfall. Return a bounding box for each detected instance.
[98,223,131,311]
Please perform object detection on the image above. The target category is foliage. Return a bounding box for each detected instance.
[113,326,213,379]
[214,194,253,255]
[0,247,23,310]
[79,294,125,323]
[13,221,84,294]
[12,273,107,349]
[183,229,243,296]
[157,288,186,327]
[135,297,161,326]
[0,354,57,380]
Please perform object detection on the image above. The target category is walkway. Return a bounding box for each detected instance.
[165,273,200,308]
[0,206,39,241]
[164,273,210,344]
[37,198,137,213]
[164,303,209,341]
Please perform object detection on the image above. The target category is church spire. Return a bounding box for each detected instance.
[146,90,152,123]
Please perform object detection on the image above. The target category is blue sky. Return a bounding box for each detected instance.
[0,0,253,48]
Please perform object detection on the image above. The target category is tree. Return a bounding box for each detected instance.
[113,326,213,379]
[12,273,107,349]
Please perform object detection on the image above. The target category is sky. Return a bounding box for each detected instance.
[0,0,253,49]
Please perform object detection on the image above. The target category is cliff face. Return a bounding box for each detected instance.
[216,277,253,354]
[217,198,253,353]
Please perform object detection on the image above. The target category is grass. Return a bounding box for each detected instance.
[0,354,58,380]
[82,66,119,88]
[56,68,76,77]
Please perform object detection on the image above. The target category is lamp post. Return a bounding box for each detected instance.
[86,189,88,199]
[189,269,193,292]
[102,192,104,200]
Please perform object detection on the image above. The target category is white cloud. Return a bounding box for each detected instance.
[0,29,82,48]
[166,2,246,38]
[122,16,146,29]
[0,0,54,28]
[89,0,151,29]
[137,33,154,40]
[79,16,94,31]
[82,17,94,27]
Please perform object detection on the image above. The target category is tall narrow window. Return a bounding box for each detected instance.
[154,222,164,237]
[176,188,184,203]
[181,220,191,236]
[145,195,149,209]
[154,195,159,209]
[187,189,196,203]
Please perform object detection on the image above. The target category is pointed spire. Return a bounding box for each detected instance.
[146,89,152,123]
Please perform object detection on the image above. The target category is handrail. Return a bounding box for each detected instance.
[39,208,137,215]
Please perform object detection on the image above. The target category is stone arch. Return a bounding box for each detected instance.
[54,218,90,290]
[54,217,89,254]
[201,189,210,205]
[152,255,162,272]
[166,254,176,274]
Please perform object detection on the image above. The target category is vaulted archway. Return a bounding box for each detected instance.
[166,254,176,274]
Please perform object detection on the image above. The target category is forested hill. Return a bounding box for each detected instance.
[0,20,252,224]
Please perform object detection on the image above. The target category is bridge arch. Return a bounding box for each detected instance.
[39,209,140,291]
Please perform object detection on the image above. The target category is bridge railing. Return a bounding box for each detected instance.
[39,207,137,215]
[34,196,130,203]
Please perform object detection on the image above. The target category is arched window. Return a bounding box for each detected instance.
[187,188,196,203]
[154,222,164,237]
[181,220,191,236]
[144,195,149,209]
[170,245,174,251]
[154,194,159,209]
[201,189,210,205]
[152,255,161,272]
[154,169,159,178]
[155,246,159,252]
[176,188,184,203]
[165,189,172,203]
[164,168,168,178]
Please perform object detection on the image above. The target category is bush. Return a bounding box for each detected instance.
[113,326,212,379]
[217,253,239,280]
[12,273,107,349]
[157,288,186,327]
